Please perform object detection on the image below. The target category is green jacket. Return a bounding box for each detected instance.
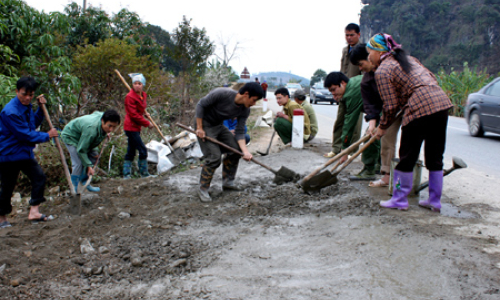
[341,75,363,149]
[301,100,318,137]
[61,111,106,168]
[341,42,363,79]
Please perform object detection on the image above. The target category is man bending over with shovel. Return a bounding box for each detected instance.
[195,82,264,202]
[0,77,59,227]
[61,110,121,193]
[324,72,380,180]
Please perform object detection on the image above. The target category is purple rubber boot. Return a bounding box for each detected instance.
[380,170,412,211]
[419,170,443,212]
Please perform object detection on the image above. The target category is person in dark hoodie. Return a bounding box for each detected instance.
[122,73,154,179]
[0,77,59,227]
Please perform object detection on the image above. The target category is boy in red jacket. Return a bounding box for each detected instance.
[123,74,154,178]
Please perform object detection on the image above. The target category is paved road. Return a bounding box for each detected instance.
[264,92,500,178]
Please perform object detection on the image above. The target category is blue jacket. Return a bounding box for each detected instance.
[0,96,49,163]
[223,118,248,133]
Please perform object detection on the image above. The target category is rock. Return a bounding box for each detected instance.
[170,259,187,268]
[91,266,103,275]
[10,279,20,287]
[108,265,120,276]
[82,267,93,276]
[23,251,32,258]
[22,197,30,205]
[118,212,131,219]
[49,186,60,195]
[80,239,95,254]
[11,193,22,203]
[72,257,86,266]
[131,257,143,267]
[141,220,152,226]
[152,192,160,196]
[178,251,190,258]
[99,246,110,254]
[112,186,124,194]
[0,264,5,274]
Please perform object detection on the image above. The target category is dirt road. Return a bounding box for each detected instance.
[0,129,499,299]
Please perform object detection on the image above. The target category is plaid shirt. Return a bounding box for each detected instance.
[375,55,453,129]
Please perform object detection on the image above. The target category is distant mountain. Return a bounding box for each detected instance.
[252,72,311,87]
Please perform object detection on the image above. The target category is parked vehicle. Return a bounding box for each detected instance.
[310,82,337,105]
[285,83,302,98]
[464,77,500,137]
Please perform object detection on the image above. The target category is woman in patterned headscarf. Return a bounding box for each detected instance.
[366,33,453,212]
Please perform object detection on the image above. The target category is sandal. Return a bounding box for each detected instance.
[323,151,337,158]
[369,179,389,187]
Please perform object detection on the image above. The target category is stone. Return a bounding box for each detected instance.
[10,279,20,287]
[170,259,187,268]
[131,257,143,267]
[0,264,5,274]
[49,186,60,195]
[118,212,131,219]
[99,246,110,254]
[11,193,22,203]
[82,267,93,276]
[80,239,95,254]
[112,186,123,194]
[91,266,103,275]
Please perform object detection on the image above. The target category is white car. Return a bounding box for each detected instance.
[285,83,302,98]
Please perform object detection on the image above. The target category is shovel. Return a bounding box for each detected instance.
[257,129,276,156]
[38,98,79,214]
[176,123,300,184]
[114,69,186,166]
[416,156,467,193]
[301,135,379,192]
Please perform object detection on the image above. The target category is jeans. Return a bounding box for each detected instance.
[125,130,148,161]
[0,158,46,215]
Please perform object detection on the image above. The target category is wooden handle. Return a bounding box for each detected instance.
[39,102,76,196]
[81,137,110,190]
[176,123,277,174]
[333,135,378,175]
[114,69,132,91]
[302,134,370,182]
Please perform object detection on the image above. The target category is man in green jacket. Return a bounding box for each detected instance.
[324,72,380,179]
[293,89,318,142]
[61,110,121,193]
[325,23,364,158]
[274,87,311,145]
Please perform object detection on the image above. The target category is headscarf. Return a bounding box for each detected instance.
[367,33,402,59]
[129,73,146,86]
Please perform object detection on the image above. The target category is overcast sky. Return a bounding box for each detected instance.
[24,0,365,80]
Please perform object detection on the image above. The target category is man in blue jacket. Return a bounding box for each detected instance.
[0,77,59,228]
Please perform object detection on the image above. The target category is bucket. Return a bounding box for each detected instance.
[388,158,423,195]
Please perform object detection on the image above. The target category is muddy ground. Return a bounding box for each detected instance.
[1,128,500,300]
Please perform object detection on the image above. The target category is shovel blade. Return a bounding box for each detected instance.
[69,195,81,215]
[301,170,338,192]
[273,166,300,184]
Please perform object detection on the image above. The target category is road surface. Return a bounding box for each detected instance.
[264,92,500,178]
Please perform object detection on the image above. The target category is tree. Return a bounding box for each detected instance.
[168,16,214,125]
[310,69,327,86]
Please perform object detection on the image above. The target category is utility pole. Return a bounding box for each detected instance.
[83,0,87,11]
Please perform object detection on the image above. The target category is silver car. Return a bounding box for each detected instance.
[465,77,500,137]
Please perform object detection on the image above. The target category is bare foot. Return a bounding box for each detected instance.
[28,206,47,221]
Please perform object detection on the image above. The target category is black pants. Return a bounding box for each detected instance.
[195,121,241,169]
[0,158,46,215]
[397,109,449,172]
[125,130,148,161]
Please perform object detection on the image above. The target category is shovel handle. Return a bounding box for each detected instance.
[39,102,77,196]
[302,134,370,182]
[81,136,110,191]
[176,123,277,174]
[114,69,132,91]
[333,135,378,175]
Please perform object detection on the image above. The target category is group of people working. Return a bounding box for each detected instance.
[0,74,155,227]
[193,23,452,213]
[0,23,452,227]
